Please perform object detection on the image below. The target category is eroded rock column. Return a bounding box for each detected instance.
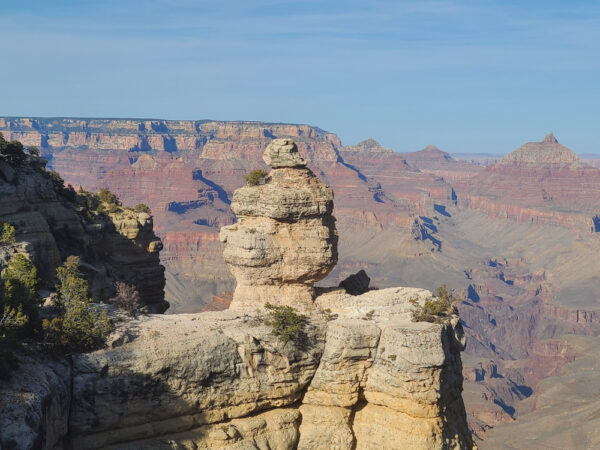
[220,139,338,311]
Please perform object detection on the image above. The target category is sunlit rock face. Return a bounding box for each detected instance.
[220,139,338,312]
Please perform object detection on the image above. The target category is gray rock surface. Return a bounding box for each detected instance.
[262,138,306,168]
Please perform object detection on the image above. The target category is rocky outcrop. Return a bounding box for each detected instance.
[0,150,167,312]
[1,287,472,450]
[0,355,70,450]
[220,139,338,311]
[343,138,393,155]
[457,134,600,232]
[398,146,483,183]
[0,118,460,311]
[0,138,472,449]
[301,287,471,449]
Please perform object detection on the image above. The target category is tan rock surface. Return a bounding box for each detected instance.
[68,311,325,449]
[1,287,472,449]
[300,287,472,449]
[0,151,167,312]
[220,139,338,311]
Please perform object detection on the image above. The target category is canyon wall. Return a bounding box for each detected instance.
[0,147,166,312]
[3,119,600,446]
[0,141,472,449]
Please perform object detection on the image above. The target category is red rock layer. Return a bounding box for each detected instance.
[398,145,483,183]
[0,119,456,312]
[457,134,600,232]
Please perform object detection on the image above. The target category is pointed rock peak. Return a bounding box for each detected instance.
[415,145,453,161]
[359,138,381,148]
[498,134,581,167]
[263,138,306,168]
[344,138,393,154]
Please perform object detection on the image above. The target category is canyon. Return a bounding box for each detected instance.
[1,117,600,446]
[0,139,472,449]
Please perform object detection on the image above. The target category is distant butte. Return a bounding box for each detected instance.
[497,132,582,167]
[343,138,393,155]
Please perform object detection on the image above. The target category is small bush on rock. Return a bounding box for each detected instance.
[0,222,16,244]
[97,188,119,206]
[0,253,40,375]
[47,170,66,192]
[410,285,458,324]
[1,254,41,329]
[264,302,307,345]
[244,169,268,186]
[134,203,151,214]
[109,282,142,317]
[43,256,113,352]
[0,133,26,164]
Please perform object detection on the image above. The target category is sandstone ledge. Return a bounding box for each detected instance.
[1,287,472,449]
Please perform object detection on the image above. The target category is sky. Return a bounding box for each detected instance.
[1,0,599,154]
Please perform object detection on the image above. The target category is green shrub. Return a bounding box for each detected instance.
[0,252,33,377]
[410,285,458,324]
[43,256,114,352]
[0,133,26,164]
[243,169,268,186]
[28,146,40,157]
[0,254,40,338]
[134,203,151,214]
[319,308,336,321]
[97,188,119,205]
[0,222,16,244]
[263,302,307,345]
[107,203,120,213]
[47,170,66,192]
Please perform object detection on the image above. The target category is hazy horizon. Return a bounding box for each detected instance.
[1,0,599,154]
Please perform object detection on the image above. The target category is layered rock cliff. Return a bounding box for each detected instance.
[0,118,456,312]
[220,139,338,311]
[0,140,167,312]
[456,133,600,232]
[0,139,473,449]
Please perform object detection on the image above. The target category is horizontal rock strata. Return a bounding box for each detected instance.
[220,139,338,311]
[1,287,472,449]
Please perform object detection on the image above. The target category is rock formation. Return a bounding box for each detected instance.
[0,138,473,449]
[0,288,473,450]
[0,148,167,312]
[220,139,338,311]
[457,133,600,232]
[397,145,484,183]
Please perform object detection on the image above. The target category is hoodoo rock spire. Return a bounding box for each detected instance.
[220,139,338,311]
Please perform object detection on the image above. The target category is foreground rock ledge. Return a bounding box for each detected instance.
[0,287,473,449]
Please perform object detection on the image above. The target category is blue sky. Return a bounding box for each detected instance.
[1,0,599,153]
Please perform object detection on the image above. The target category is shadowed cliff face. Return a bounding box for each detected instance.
[2,119,600,445]
[0,148,167,312]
